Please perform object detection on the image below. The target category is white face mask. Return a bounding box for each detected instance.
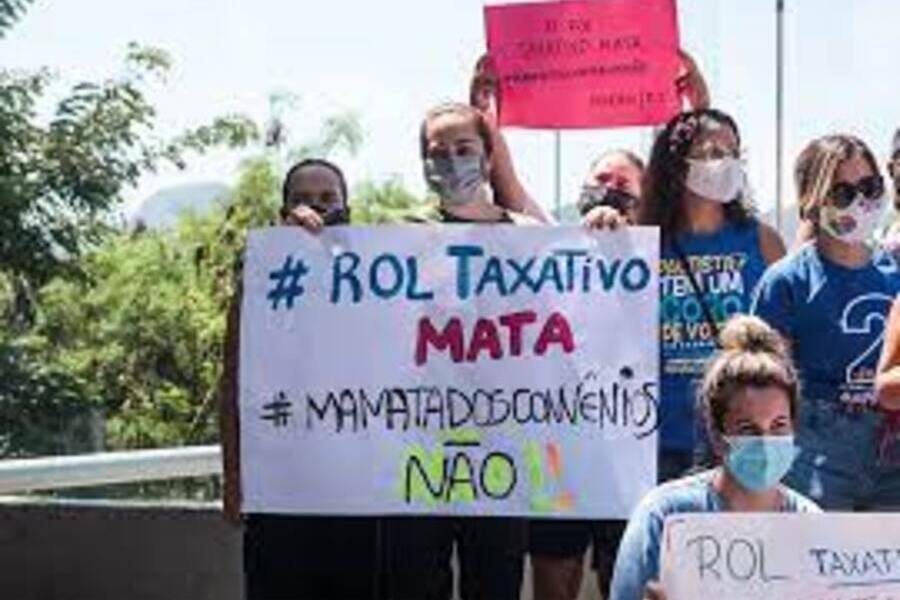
[685,157,745,204]
[820,194,884,245]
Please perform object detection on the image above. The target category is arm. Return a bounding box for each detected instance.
[469,54,555,224]
[876,298,900,411]
[759,222,787,265]
[219,285,242,524]
[609,498,664,600]
[676,50,710,111]
[488,126,555,224]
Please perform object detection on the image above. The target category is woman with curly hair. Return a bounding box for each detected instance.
[641,108,786,482]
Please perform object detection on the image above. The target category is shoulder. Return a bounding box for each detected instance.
[401,202,443,225]
[780,486,822,513]
[760,243,814,285]
[757,221,787,265]
[633,470,716,519]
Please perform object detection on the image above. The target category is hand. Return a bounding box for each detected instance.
[282,204,325,233]
[582,205,628,230]
[676,49,710,111]
[470,54,500,127]
[643,581,668,600]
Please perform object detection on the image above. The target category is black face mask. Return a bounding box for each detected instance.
[318,206,351,226]
[577,184,639,218]
[281,204,351,226]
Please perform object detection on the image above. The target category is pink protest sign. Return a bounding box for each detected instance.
[485,0,681,129]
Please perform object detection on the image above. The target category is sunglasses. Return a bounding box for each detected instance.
[828,175,884,209]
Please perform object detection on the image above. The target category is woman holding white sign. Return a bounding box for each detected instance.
[609,315,820,600]
[382,101,537,600]
[221,159,387,600]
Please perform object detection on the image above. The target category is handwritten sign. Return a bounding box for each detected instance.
[484,0,681,129]
[239,226,659,518]
[661,513,900,600]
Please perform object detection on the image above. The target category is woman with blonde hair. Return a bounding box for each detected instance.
[752,134,900,510]
[609,315,819,600]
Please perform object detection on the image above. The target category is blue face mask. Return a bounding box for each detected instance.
[724,435,797,492]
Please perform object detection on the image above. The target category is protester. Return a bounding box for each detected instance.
[220,159,384,600]
[641,109,786,482]
[609,315,820,600]
[383,101,535,600]
[527,51,714,600]
[752,134,900,510]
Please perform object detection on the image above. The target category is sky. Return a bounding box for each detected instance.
[4,0,899,226]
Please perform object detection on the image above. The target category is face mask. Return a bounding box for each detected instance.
[724,435,796,493]
[317,206,350,226]
[820,195,884,244]
[685,157,745,204]
[424,155,488,206]
[578,185,639,217]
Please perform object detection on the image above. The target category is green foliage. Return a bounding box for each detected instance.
[0,42,258,288]
[350,177,427,224]
[23,155,283,451]
[0,0,32,38]
[0,333,96,458]
[289,111,364,162]
[0,21,423,487]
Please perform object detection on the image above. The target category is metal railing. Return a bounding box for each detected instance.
[0,445,221,494]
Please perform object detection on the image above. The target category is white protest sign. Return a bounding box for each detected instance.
[661,513,900,600]
[239,225,659,518]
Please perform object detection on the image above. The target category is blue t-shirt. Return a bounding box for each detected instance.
[660,222,768,451]
[608,469,820,600]
[751,243,900,409]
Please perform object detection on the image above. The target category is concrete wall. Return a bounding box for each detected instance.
[0,499,604,600]
[0,499,242,600]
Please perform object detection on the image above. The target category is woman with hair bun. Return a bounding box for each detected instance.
[609,315,820,600]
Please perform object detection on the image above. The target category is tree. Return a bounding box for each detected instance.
[0,43,258,294]
[351,177,427,224]
[0,0,32,38]
[15,114,375,454]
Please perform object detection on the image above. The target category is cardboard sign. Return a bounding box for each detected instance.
[662,513,900,600]
[485,0,681,129]
[238,226,660,518]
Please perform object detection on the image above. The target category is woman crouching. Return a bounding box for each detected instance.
[609,315,820,600]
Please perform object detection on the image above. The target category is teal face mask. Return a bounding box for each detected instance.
[724,435,797,492]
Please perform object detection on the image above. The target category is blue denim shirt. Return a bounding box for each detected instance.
[608,469,820,600]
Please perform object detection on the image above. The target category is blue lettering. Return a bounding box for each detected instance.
[475,257,509,297]
[370,254,404,299]
[507,257,539,294]
[596,259,622,290]
[534,258,564,294]
[447,245,484,300]
[405,257,434,301]
[622,258,651,292]
[331,251,362,304]
[553,249,588,292]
